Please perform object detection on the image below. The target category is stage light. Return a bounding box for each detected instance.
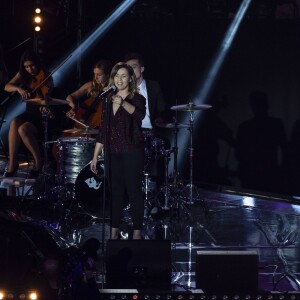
[28,292,38,300]
[0,291,39,300]
[34,26,41,32]
[242,196,255,207]
[35,8,41,14]
[34,16,42,23]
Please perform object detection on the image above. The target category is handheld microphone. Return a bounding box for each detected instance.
[97,85,117,99]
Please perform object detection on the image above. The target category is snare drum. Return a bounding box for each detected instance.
[57,137,95,184]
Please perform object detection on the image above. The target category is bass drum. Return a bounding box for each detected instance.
[75,159,109,218]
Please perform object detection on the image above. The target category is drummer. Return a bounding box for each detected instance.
[66,60,112,130]
[124,53,170,188]
[4,50,54,178]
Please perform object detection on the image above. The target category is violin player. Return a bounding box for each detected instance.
[4,50,54,178]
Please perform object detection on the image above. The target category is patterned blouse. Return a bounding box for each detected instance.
[96,92,146,154]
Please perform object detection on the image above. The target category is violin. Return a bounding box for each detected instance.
[26,69,55,119]
[28,69,51,98]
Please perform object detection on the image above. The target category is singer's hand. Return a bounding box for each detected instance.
[90,158,98,174]
[112,95,123,106]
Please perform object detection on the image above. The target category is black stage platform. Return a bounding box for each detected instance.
[0,157,300,296]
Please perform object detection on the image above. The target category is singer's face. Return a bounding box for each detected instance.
[114,68,130,91]
[93,67,108,86]
[126,59,144,83]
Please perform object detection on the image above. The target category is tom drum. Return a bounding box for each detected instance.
[57,137,96,184]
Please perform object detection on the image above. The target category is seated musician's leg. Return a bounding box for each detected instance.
[18,122,42,171]
[7,117,23,173]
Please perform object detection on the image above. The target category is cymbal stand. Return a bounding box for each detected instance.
[154,124,182,211]
[41,107,50,192]
[161,149,172,210]
[185,110,197,205]
[171,122,180,185]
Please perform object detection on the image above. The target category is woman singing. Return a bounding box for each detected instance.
[90,63,146,240]
[4,50,53,178]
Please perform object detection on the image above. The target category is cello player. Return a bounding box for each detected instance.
[66,60,112,129]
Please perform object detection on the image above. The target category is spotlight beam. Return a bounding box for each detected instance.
[52,0,137,84]
[195,0,251,104]
[175,0,252,174]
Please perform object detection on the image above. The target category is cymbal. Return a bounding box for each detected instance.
[62,128,99,135]
[77,128,99,135]
[61,129,80,134]
[25,97,67,106]
[156,122,190,129]
[171,103,212,112]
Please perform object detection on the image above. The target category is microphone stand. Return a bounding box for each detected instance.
[99,93,111,288]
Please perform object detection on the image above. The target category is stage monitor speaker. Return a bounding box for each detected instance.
[196,250,258,293]
[106,240,171,290]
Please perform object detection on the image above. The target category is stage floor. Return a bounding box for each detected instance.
[0,156,300,293]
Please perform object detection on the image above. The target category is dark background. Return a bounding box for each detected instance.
[1,0,300,196]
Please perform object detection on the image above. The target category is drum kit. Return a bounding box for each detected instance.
[24,97,212,235]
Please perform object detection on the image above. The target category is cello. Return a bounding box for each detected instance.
[73,94,103,130]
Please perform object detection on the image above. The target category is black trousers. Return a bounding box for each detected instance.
[110,149,144,230]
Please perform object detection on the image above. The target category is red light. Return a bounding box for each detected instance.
[132,295,138,300]
[178,295,184,300]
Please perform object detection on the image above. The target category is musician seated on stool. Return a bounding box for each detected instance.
[4,50,54,179]
[65,60,112,130]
